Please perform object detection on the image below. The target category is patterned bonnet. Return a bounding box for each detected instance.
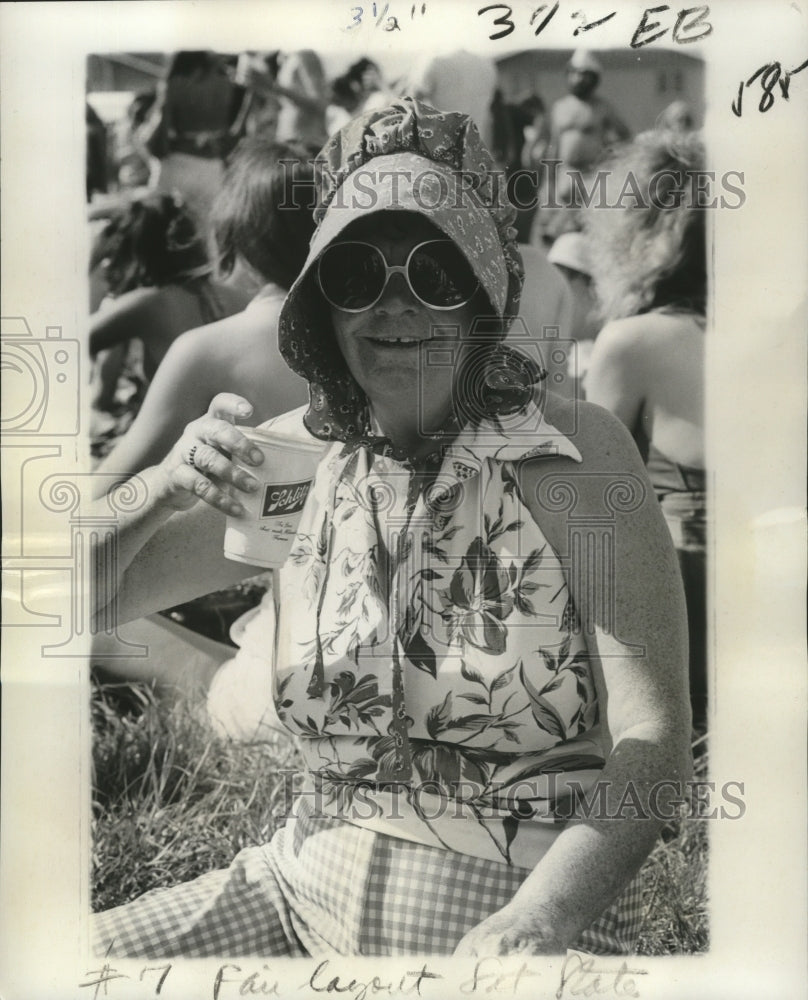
[278,98,541,444]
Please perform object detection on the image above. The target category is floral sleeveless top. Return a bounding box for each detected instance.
[271,402,605,868]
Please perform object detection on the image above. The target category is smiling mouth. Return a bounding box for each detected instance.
[366,337,423,347]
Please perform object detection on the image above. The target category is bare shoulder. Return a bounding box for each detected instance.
[592,316,650,353]
[585,319,655,392]
[520,395,660,558]
[600,313,702,347]
[175,307,247,348]
[165,303,269,367]
[575,397,649,472]
[593,314,704,381]
[541,392,646,472]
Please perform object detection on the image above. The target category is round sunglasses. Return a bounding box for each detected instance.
[316,239,480,313]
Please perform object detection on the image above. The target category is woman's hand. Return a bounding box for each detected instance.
[153,393,265,515]
[453,904,563,956]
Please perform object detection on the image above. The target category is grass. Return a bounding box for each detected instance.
[634,732,710,955]
[91,681,302,911]
[91,680,709,953]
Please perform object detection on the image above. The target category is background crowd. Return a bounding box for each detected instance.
[86,46,707,729]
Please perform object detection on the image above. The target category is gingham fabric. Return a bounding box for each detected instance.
[93,798,644,958]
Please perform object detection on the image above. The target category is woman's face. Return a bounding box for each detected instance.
[327,214,481,424]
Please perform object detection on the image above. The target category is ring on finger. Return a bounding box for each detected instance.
[187,444,199,470]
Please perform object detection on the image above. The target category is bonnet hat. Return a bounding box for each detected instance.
[278,97,540,443]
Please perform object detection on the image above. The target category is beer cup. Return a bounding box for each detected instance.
[223,427,326,569]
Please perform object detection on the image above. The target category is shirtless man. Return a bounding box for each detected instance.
[552,49,629,169]
[534,50,630,245]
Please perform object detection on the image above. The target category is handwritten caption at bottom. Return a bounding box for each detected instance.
[80,953,649,1000]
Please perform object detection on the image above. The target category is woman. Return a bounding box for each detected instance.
[89,195,248,383]
[252,49,328,147]
[583,130,707,728]
[148,50,246,229]
[326,58,392,136]
[93,139,314,483]
[92,100,691,957]
[89,194,248,454]
[89,139,316,699]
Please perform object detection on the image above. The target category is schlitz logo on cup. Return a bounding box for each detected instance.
[261,480,312,518]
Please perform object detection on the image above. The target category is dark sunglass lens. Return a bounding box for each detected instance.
[409,241,478,307]
[319,243,384,309]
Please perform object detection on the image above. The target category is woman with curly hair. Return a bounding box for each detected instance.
[583,130,708,728]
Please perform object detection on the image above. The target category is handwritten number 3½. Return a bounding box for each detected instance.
[478,4,515,40]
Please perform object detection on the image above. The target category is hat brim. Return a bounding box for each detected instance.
[293,152,509,318]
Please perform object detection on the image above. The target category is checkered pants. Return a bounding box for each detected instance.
[93,799,644,957]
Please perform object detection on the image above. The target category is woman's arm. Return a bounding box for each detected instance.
[93,305,309,498]
[91,394,268,627]
[92,330,219,495]
[89,302,137,357]
[107,482,256,625]
[247,65,327,115]
[455,399,692,954]
[88,289,155,357]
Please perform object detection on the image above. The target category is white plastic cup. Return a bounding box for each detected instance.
[224,427,326,569]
